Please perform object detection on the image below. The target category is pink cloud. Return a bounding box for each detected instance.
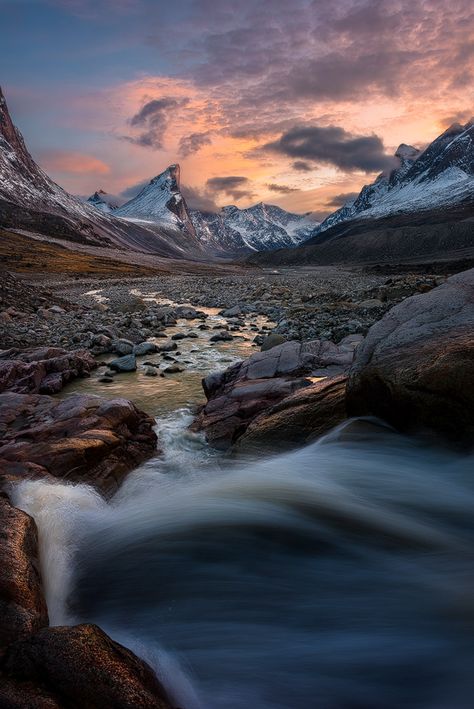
[38,150,111,175]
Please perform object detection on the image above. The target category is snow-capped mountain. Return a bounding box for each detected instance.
[311,120,474,240]
[0,87,204,258]
[86,190,120,214]
[191,202,316,254]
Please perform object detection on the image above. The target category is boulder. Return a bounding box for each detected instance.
[0,496,48,652]
[194,339,356,449]
[0,393,158,496]
[346,268,474,445]
[108,354,137,373]
[134,342,158,356]
[0,348,96,395]
[260,333,286,352]
[113,339,134,356]
[234,376,347,454]
[1,624,174,709]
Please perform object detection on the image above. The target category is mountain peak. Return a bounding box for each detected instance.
[395,144,420,161]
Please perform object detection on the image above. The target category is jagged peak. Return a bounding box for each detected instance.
[395,143,419,161]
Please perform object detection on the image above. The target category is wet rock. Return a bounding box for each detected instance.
[0,393,157,496]
[347,268,474,445]
[163,364,185,374]
[220,305,241,317]
[113,339,134,356]
[210,332,233,343]
[260,333,287,352]
[0,347,96,395]
[235,376,347,454]
[133,342,158,356]
[144,366,158,377]
[156,341,178,353]
[0,496,48,652]
[2,624,173,709]
[108,354,137,373]
[171,333,186,341]
[194,339,356,449]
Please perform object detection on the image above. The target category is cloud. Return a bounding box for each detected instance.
[326,191,360,207]
[125,97,189,149]
[292,160,312,172]
[179,131,213,157]
[39,150,110,175]
[119,178,151,200]
[264,125,394,172]
[266,183,300,194]
[206,175,254,200]
[182,185,219,212]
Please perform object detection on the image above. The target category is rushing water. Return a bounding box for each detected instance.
[12,416,474,709]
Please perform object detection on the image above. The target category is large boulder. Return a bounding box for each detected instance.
[234,375,348,454]
[1,624,174,709]
[194,339,357,449]
[0,495,48,652]
[346,268,474,445]
[0,347,96,395]
[0,393,158,496]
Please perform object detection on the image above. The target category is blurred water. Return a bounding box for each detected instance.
[13,418,474,709]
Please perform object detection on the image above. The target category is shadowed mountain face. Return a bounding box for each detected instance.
[249,121,474,266]
[0,87,205,259]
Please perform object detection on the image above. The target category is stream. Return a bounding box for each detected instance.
[10,295,474,709]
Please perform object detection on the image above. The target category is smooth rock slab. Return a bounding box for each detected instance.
[347,268,474,445]
[0,393,157,496]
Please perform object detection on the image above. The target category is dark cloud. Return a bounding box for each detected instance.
[292,160,312,172]
[326,192,359,207]
[206,175,254,200]
[266,183,300,194]
[182,184,219,212]
[125,97,189,149]
[265,125,393,173]
[179,131,213,157]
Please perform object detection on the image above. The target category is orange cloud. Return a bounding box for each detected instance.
[39,149,110,175]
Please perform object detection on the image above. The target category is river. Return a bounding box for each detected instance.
[10,297,474,709]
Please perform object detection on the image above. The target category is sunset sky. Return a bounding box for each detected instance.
[1,0,472,217]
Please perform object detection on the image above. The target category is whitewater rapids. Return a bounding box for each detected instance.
[12,416,474,709]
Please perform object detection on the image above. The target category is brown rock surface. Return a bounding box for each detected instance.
[347,268,474,444]
[0,495,48,653]
[234,375,348,454]
[0,393,158,495]
[194,339,356,449]
[1,624,174,708]
[0,347,96,395]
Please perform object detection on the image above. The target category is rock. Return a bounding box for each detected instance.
[99,376,114,384]
[210,332,233,343]
[347,268,474,445]
[113,339,134,356]
[356,298,384,309]
[0,495,48,651]
[47,306,66,315]
[235,376,347,454]
[171,333,186,341]
[0,347,96,395]
[133,342,158,356]
[194,339,355,449]
[108,354,137,373]
[1,624,173,708]
[144,366,158,377]
[0,393,158,496]
[260,333,287,351]
[156,341,178,353]
[175,305,199,319]
[163,364,185,374]
[221,305,241,317]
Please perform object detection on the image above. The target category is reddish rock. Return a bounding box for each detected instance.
[0,347,96,395]
[0,495,48,653]
[1,624,175,708]
[234,375,348,454]
[194,339,357,449]
[0,393,158,496]
[347,268,474,444]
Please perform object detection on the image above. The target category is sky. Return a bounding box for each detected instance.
[1,0,472,217]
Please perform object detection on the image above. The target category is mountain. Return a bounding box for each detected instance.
[0,87,204,259]
[189,202,316,255]
[249,121,474,266]
[86,190,120,213]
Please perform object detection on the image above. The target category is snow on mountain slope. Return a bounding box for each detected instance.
[190,202,316,254]
[86,190,121,213]
[311,120,474,240]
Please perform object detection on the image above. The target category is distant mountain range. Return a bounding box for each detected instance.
[86,167,315,255]
[1,83,473,265]
[250,120,474,266]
